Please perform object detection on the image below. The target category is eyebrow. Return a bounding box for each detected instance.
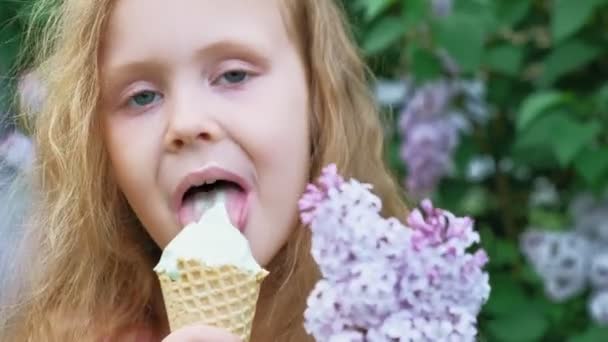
[101,60,165,93]
[101,39,271,96]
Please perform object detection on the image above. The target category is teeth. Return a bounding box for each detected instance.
[192,179,218,187]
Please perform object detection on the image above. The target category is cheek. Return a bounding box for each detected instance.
[242,81,310,173]
[243,103,310,195]
[241,99,310,265]
[103,118,159,206]
[103,118,173,245]
[105,122,133,181]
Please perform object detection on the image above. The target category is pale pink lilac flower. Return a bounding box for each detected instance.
[18,71,46,114]
[0,130,34,170]
[570,194,608,244]
[521,198,608,327]
[455,79,490,125]
[589,291,608,324]
[374,79,410,108]
[521,193,608,296]
[520,230,590,301]
[590,253,608,290]
[432,0,453,17]
[300,164,490,342]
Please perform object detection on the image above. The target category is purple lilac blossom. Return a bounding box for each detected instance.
[398,81,460,199]
[300,164,490,341]
[397,78,489,199]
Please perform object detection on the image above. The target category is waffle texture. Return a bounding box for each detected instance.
[157,259,268,341]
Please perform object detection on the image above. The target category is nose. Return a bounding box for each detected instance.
[163,91,225,152]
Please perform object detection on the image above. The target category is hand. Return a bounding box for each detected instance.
[162,324,242,342]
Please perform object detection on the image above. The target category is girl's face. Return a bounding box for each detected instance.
[99,0,310,265]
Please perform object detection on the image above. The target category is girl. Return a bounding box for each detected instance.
[0,0,407,340]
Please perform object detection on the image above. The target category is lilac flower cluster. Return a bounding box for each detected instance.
[18,71,46,115]
[397,79,489,200]
[0,70,40,173]
[398,81,459,199]
[0,130,34,172]
[431,0,454,17]
[520,193,608,325]
[299,164,490,341]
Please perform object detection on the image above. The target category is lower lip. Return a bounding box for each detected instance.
[177,190,250,231]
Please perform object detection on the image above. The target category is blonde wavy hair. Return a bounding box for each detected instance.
[0,0,408,340]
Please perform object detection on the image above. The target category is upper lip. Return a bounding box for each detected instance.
[172,164,252,213]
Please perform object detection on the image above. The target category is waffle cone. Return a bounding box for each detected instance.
[156,258,268,341]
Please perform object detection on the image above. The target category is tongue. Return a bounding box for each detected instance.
[182,185,245,228]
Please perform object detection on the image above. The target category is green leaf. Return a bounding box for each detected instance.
[434,12,486,73]
[453,0,499,33]
[485,44,524,76]
[568,325,608,342]
[362,16,406,56]
[520,263,544,287]
[409,45,442,83]
[514,112,601,166]
[357,0,397,21]
[478,225,496,259]
[485,276,530,316]
[529,208,568,231]
[489,238,520,267]
[594,83,608,115]
[517,91,566,132]
[459,186,491,216]
[434,179,469,212]
[487,310,549,342]
[539,39,602,86]
[575,147,608,185]
[510,142,557,169]
[495,0,532,26]
[552,0,600,43]
[529,295,568,325]
[552,120,601,166]
[401,0,428,28]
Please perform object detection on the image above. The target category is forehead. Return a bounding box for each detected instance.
[101,0,291,68]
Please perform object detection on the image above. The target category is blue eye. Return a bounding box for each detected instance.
[219,70,249,84]
[129,90,160,107]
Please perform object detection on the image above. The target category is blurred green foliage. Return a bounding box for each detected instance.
[1,0,608,340]
[0,1,24,109]
[340,0,608,341]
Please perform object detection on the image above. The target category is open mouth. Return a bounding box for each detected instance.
[177,175,249,230]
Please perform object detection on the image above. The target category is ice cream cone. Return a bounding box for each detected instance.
[157,258,268,341]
